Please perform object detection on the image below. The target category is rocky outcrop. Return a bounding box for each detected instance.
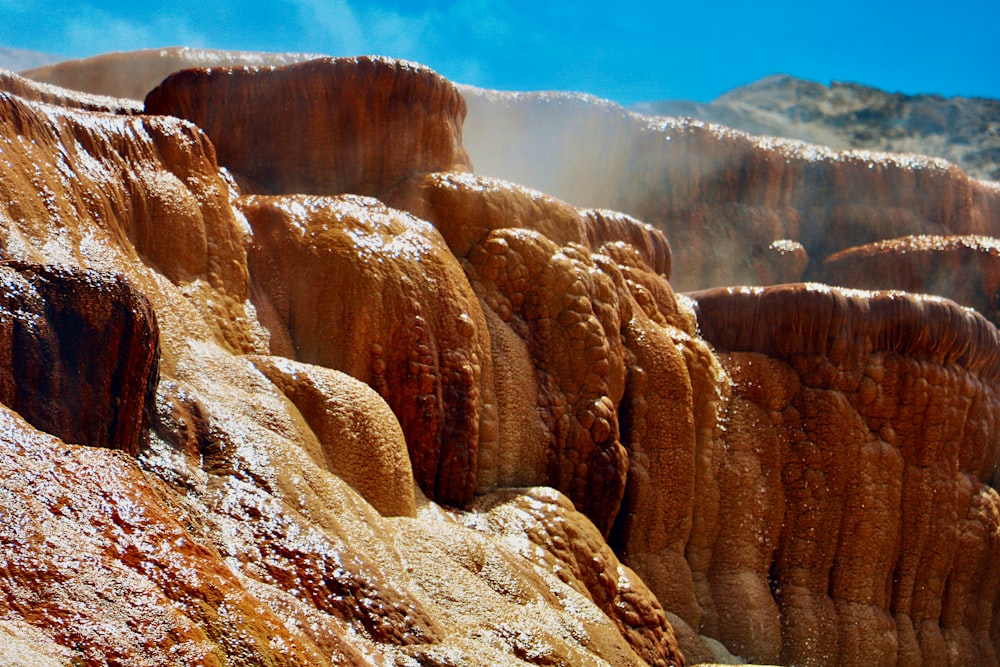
[0,68,141,112]
[4,52,1000,667]
[690,284,1000,666]
[0,67,686,667]
[239,193,494,507]
[145,57,472,197]
[821,234,1000,326]
[0,262,159,455]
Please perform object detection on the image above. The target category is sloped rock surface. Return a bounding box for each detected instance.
[0,68,684,666]
[239,193,493,507]
[821,234,1000,326]
[632,74,1000,184]
[21,46,323,101]
[460,86,1000,290]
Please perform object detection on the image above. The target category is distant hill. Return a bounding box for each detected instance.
[632,74,1000,183]
[0,46,62,72]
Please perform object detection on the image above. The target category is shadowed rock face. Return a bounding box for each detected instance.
[3,51,1000,667]
[821,234,1000,326]
[0,262,159,455]
[145,57,472,197]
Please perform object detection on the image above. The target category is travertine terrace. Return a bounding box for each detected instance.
[1,49,998,666]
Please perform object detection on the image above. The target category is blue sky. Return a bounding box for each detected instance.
[1,0,997,105]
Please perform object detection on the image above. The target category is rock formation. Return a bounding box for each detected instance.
[2,49,1000,667]
[821,234,1000,326]
[460,86,1000,291]
[144,57,472,197]
[690,284,1000,666]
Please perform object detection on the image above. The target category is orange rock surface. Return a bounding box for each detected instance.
[0,67,685,666]
[21,46,323,101]
[3,51,1000,667]
[691,284,1000,665]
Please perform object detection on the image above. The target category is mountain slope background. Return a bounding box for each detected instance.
[632,74,1000,184]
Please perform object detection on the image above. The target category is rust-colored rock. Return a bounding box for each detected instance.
[0,261,159,455]
[466,487,686,667]
[0,405,338,666]
[145,57,472,197]
[690,283,1000,665]
[239,193,494,507]
[8,50,1000,667]
[248,355,418,518]
[383,170,589,259]
[821,234,1000,325]
[465,229,630,534]
[0,84,257,366]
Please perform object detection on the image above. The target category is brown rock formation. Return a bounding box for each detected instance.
[0,262,159,455]
[239,193,494,507]
[0,404,338,666]
[821,234,1000,325]
[5,50,1000,667]
[690,283,1000,665]
[1,69,141,113]
[0,67,688,666]
[460,87,1000,290]
[145,57,472,197]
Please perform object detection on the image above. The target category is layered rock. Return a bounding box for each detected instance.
[22,46,323,101]
[0,68,685,666]
[145,57,472,197]
[0,68,141,112]
[631,74,1000,184]
[821,234,1000,326]
[690,284,1000,665]
[239,193,494,507]
[4,50,1000,667]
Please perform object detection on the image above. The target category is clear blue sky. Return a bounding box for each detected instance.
[1,0,997,105]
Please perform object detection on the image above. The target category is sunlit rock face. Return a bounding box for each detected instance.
[3,50,1000,667]
[0,66,684,666]
[21,46,324,101]
[460,86,1000,291]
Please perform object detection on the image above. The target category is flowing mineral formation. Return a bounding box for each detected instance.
[2,50,1000,667]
